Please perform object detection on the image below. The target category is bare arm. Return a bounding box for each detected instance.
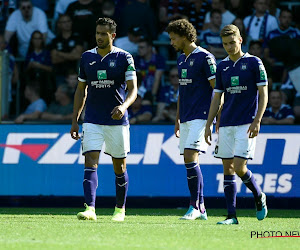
[204,92,223,145]
[56,45,83,61]
[174,95,180,138]
[70,81,87,140]
[151,70,164,96]
[247,85,268,138]
[4,30,14,43]
[14,111,42,123]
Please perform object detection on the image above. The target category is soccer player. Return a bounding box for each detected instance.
[204,24,268,225]
[70,17,137,222]
[166,19,216,220]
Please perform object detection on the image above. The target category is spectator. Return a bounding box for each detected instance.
[267,0,281,20]
[40,84,73,121]
[227,0,252,19]
[152,66,179,123]
[204,0,236,29]
[31,0,48,12]
[4,0,49,57]
[101,0,119,26]
[187,0,210,37]
[248,40,273,89]
[233,17,252,52]
[25,30,52,80]
[135,38,166,98]
[14,81,47,123]
[264,9,299,65]
[128,90,153,124]
[262,90,295,124]
[65,68,78,95]
[0,0,16,33]
[118,0,157,39]
[66,0,102,49]
[243,0,278,42]
[200,9,227,62]
[0,33,18,118]
[114,26,143,57]
[50,14,83,85]
[52,0,77,29]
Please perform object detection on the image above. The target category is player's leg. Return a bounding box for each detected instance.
[214,126,238,224]
[77,123,103,221]
[103,125,130,221]
[77,151,100,221]
[111,157,128,221]
[180,120,208,220]
[216,158,238,225]
[234,124,267,220]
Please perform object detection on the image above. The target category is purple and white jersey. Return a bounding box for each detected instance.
[78,46,136,125]
[214,53,268,127]
[178,46,216,123]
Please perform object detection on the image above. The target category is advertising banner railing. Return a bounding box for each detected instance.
[0,124,299,197]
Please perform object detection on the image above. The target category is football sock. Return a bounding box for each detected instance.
[83,167,98,207]
[115,171,129,208]
[241,170,261,200]
[224,175,237,217]
[185,162,201,210]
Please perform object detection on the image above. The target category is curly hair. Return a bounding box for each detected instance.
[96,17,117,33]
[166,19,197,43]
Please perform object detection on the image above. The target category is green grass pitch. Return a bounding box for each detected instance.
[0,208,299,249]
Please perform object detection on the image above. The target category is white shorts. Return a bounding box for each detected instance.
[81,123,130,158]
[179,119,211,155]
[214,124,256,159]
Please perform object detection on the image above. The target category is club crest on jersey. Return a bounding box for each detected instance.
[109,60,116,68]
[189,59,195,66]
[97,70,107,80]
[181,69,187,78]
[241,63,247,70]
[231,76,239,86]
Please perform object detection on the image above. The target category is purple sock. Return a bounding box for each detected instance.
[224,175,237,216]
[115,171,129,208]
[185,162,201,209]
[83,167,98,207]
[241,170,261,200]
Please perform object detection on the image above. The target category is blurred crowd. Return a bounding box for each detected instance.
[0,0,299,124]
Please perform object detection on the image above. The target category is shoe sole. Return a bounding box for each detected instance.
[77,213,97,221]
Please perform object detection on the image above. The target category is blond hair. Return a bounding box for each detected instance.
[220,24,241,38]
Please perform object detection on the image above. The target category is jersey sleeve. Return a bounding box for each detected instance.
[214,66,224,93]
[125,53,137,81]
[78,54,86,82]
[254,57,268,86]
[203,54,216,81]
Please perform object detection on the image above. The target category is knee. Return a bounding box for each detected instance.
[85,155,98,168]
[223,163,235,175]
[184,150,198,163]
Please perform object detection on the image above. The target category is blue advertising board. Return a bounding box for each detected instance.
[0,124,299,197]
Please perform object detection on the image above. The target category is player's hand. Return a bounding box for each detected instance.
[204,126,212,145]
[174,120,180,138]
[70,122,80,140]
[111,105,126,120]
[248,120,260,138]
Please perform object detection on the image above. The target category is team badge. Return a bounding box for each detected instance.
[97,70,107,80]
[181,69,187,78]
[109,60,116,68]
[231,76,239,86]
[189,59,195,66]
[241,63,247,70]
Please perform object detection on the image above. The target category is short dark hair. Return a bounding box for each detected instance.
[166,19,197,43]
[96,17,117,33]
[210,9,222,18]
[26,81,41,96]
[279,8,292,17]
[249,40,262,49]
[138,37,152,47]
